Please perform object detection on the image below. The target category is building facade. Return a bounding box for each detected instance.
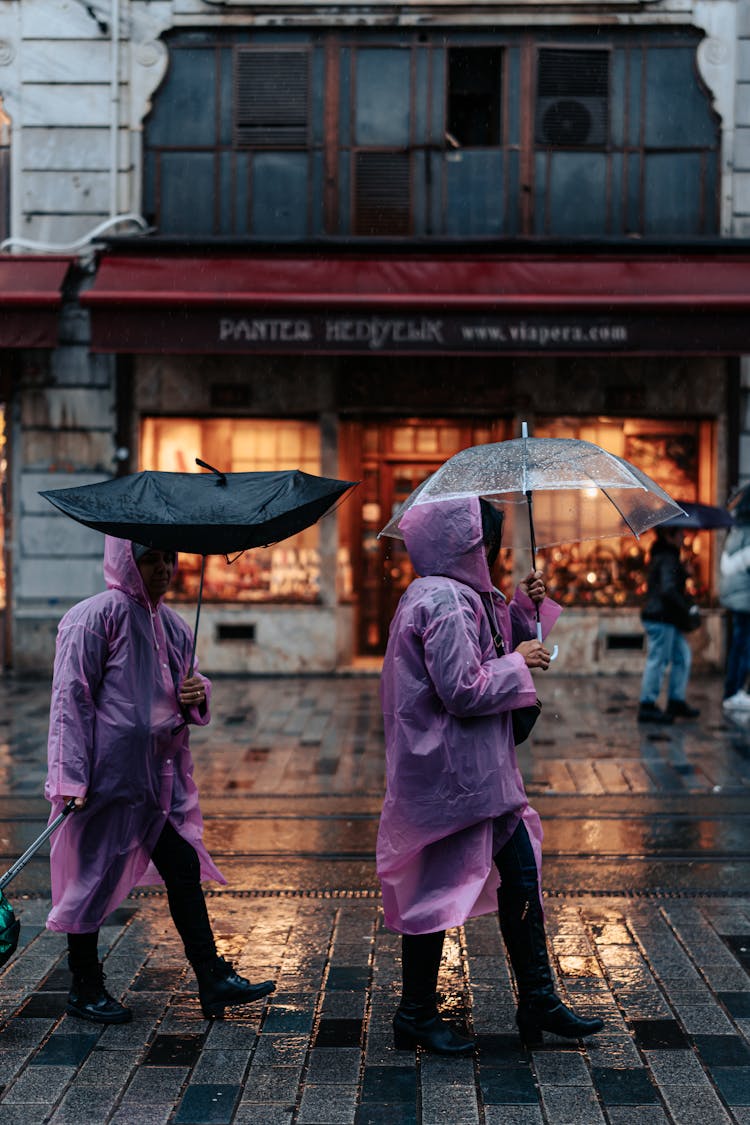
[0,0,749,675]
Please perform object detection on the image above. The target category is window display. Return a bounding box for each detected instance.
[140,418,323,603]
[535,417,713,608]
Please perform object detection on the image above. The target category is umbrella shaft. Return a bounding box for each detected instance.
[0,802,75,891]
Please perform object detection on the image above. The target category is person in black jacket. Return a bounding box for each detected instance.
[637,526,701,724]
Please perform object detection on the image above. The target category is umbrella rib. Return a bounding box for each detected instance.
[598,486,640,538]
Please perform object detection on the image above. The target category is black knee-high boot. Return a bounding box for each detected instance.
[498,889,604,1046]
[393,931,474,1056]
[495,824,603,1048]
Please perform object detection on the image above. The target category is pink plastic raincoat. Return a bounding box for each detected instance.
[376,496,561,935]
[45,536,225,934]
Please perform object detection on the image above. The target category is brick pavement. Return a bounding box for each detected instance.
[0,673,747,1124]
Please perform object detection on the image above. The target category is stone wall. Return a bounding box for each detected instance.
[11,300,116,672]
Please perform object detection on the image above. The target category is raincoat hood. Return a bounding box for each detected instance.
[400,496,493,593]
[104,535,176,607]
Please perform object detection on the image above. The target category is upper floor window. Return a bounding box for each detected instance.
[447,48,503,148]
[535,48,609,148]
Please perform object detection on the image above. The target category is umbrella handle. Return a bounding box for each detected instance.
[0,799,77,891]
[536,621,559,662]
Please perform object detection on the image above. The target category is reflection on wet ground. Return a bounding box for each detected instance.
[1,672,747,896]
[0,673,748,1123]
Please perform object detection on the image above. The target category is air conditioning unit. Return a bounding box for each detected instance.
[535,95,608,148]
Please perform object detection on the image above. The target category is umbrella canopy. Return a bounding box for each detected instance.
[380,435,684,546]
[40,464,356,556]
[660,501,733,530]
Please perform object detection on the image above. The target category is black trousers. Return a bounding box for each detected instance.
[401,818,540,999]
[67,820,217,972]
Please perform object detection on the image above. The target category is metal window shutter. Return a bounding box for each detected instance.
[235,50,309,147]
[354,153,411,236]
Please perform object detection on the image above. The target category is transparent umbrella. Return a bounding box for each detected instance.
[380,422,685,658]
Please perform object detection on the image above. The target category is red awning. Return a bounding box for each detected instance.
[81,251,750,355]
[0,256,72,348]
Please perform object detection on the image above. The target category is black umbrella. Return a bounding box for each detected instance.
[660,501,734,530]
[41,460,357,675]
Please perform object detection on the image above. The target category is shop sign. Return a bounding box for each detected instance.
[88,306,750,355]
[215,313,633,352]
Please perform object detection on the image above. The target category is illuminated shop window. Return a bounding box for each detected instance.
[140,418,322,603]
[535,417,713,608]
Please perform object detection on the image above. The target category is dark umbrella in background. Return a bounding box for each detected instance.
[660,501,734,529]
[727,484,750,524]
[41,459,358,673]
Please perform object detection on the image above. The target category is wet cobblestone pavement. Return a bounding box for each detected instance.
[0,672,748,1124]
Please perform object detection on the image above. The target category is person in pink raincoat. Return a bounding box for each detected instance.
[377,496,603,1054]
[45,536,275,1024]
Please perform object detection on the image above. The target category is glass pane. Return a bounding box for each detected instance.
[355,49,411,146]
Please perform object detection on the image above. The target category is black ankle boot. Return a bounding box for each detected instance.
[517,992,604,1048]
[67,964,132,1025]
[393,1000,474,1055]
[194,956,275,1019]
[499,891,603,1048]
[394,930,475,1056]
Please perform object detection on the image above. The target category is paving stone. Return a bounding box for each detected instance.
[118,1066,190,1103]
[108,1105,174,1125]
[538,1084,606,1124]
[605,1109,672,1124]
[31,1033,98,1067]
[420,1083,480,1125]
[693,1033,750,1066]
[591,1066,659,1105]
[645,1048,712,1085]
[658,1083,735,1123]
[710,1066,750,1106]
[484,1107,544,1125]
[718,993,750,1018]
[190,1048,251,1084]
[2,1064,74,1104]
[354,1105,418,1125]
[313,1018,363,1048]
[479,1064,539,1104]
[250,1034,308,1066]
[175,1083,242,1124]
[75,1046,141,1087]
[0,1048,35,1086]
[531,1049,592,1086]
[233,1109,294,1125]
[240,1065,302,1102]
[47,1083,121,1122]
[630,1019,690,1049]
[0,1106,51,1124]
[297,1083,358,1124]
[307,1048,361,1085]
